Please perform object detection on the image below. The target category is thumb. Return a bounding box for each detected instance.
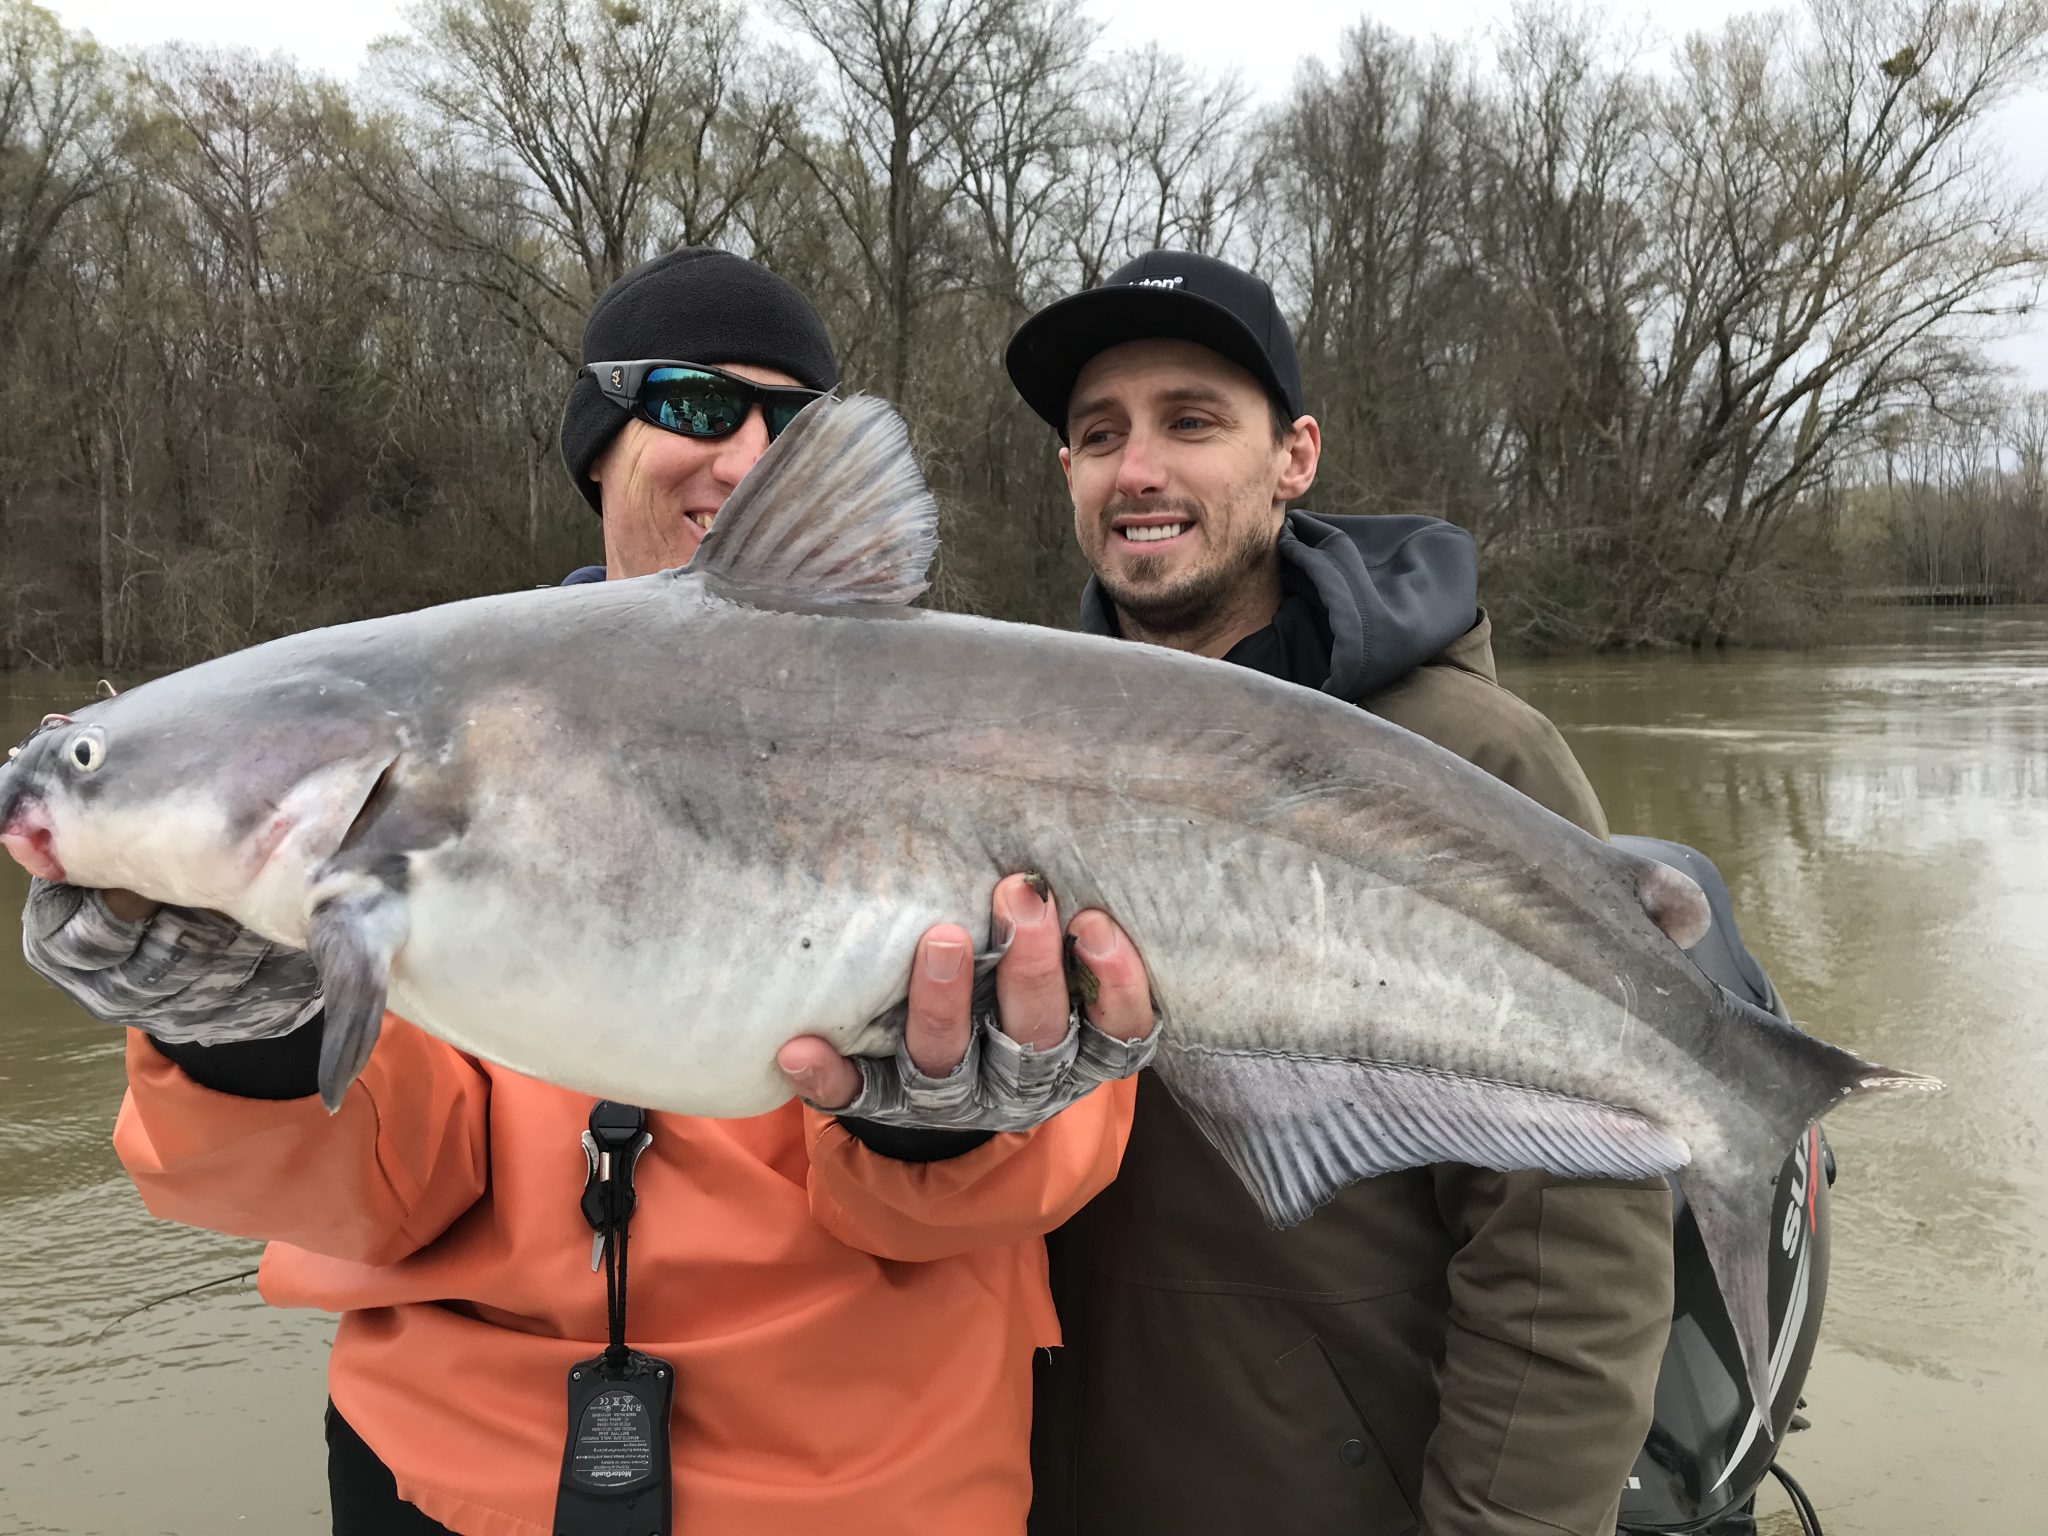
[777,1036,862,1110]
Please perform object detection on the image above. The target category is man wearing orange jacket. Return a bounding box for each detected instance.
[21,249,1157,1536]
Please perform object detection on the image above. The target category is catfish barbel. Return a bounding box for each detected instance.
[0,395,1938,1420]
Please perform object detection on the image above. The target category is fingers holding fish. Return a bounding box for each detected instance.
[989,874,1070,1053]
[777,875,1151,1125]
[903,921,978,1074]
[781,880,1158,1133]
[773,918,985,1108]
[1064,910,1153,1046]
[979,875,1158,1056]
[885,873,1104,1075]
[774,1035,857,1108]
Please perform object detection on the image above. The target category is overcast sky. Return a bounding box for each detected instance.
[43,0,2048,384]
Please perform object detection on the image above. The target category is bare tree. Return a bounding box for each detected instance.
[365,0,775,356]
[1270,26,1500,527]
[943,0,1088,317]
[779,0,1008,402]
[0,0,115,326]
[1639,0,2048,641]
[1063,46,1255,285]
[0,0,116,662]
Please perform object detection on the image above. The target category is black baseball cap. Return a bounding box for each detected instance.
[1005,250,1305,439]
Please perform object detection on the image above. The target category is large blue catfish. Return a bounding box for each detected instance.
[0,396,1936,1417]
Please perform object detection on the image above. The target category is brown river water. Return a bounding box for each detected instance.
[1,606,2043,1534]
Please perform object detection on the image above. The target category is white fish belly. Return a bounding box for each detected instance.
[383,843,993,1115]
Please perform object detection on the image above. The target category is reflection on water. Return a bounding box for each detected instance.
[2,609,2044,1533]
[1505,608,2048,1534]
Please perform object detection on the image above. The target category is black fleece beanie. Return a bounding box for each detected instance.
[559,248,839,513]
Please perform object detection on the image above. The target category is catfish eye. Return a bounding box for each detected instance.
[69,730,106,772]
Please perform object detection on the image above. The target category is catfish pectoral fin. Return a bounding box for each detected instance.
[307,875,410,1113]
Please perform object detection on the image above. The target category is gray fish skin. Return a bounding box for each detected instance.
[0,396,1937,1424]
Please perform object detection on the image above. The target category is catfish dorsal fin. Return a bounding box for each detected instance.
[687,393,938,607]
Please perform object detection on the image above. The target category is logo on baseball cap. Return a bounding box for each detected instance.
[1005,251,1305,438]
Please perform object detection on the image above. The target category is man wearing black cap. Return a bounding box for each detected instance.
[21,246,1153,1536]
[1009,252,1674,1536]
[558,246,842,576]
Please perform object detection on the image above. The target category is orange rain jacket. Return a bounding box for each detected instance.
[113,1016,1137,1536]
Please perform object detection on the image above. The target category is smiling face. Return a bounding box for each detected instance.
[590,361,805,578]
[1061,338,1320,657]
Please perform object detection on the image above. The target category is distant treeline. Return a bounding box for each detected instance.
[1,0,2045,671]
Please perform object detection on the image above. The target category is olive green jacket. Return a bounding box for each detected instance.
[1030,614,1675,1536]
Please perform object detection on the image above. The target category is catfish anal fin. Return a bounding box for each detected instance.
[1153,1043,1691,1228]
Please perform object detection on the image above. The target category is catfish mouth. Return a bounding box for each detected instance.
[0,799,64,882]
[1,718,68,881]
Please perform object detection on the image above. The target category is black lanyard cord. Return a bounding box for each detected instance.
[559,1101,674,1536]
[602,1178,631,1368]
[582,1100,651,1372]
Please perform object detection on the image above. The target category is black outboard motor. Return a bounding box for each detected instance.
[1611,838,1834,1536]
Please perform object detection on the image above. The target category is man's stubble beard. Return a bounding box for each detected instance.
[1097,492,1278,642]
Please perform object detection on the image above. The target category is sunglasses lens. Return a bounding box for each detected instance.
[642,367,749,438]
[765,400,806,441]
